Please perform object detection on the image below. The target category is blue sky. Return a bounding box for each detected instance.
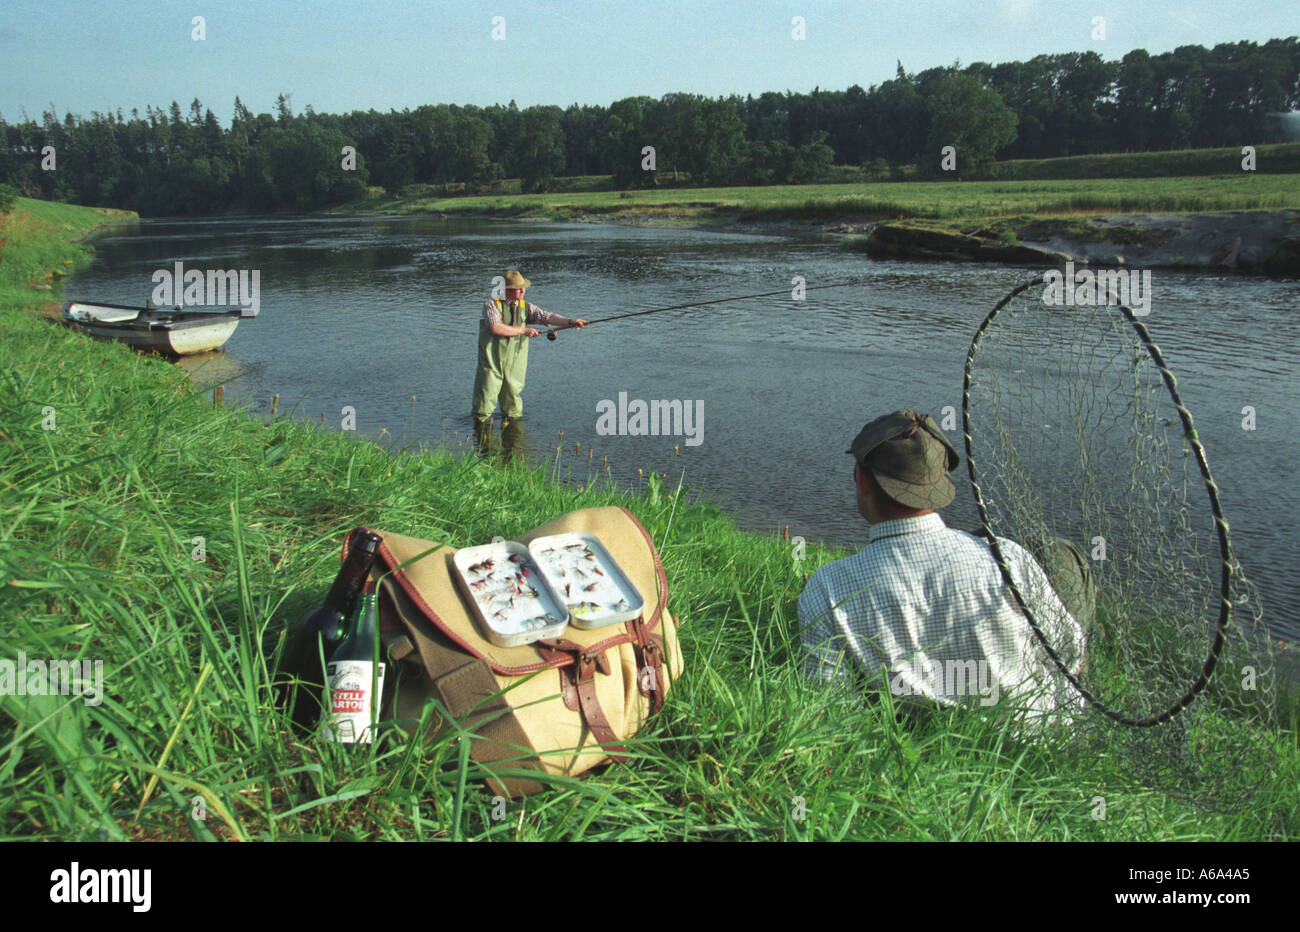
[1,0,1295,122]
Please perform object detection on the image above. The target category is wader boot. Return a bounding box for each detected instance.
[501,416,527,462]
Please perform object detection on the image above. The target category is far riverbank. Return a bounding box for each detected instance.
[332,174,1300,275]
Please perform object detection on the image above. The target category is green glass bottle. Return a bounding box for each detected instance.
[323,582,385,744]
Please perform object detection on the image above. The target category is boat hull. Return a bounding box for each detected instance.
[61,301,242,356]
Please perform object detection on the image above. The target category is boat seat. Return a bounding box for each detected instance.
[69,304,138,323]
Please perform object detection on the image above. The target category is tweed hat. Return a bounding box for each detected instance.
[503,269,531,289]
[846,410,961,510]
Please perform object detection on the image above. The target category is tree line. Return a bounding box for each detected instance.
[1,38,1296,216]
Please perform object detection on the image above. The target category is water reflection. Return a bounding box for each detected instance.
[173,350,248,390]
[472,415,530,464]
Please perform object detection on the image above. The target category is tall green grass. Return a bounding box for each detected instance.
[0,198,133,312]
[1,199,1296,841]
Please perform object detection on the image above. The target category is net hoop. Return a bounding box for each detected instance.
[962,276,1234,727]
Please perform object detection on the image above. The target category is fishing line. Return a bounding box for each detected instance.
[542,277,873,339]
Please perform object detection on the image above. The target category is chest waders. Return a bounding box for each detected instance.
[472,299,531,421]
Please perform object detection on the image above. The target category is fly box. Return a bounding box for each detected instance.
[528,532,645,629]
[451,541,569,647]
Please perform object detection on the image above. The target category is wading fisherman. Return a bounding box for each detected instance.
[472,269,586,432]
[797,410,1093,720]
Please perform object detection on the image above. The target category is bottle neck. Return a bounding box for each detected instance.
[334,582,379,661]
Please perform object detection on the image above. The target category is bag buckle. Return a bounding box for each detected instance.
[577,649,611,683]
[639,640,663,693]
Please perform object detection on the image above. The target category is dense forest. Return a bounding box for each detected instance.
[2,38,1296,216]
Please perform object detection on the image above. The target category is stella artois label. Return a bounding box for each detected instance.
[324,660,385,743]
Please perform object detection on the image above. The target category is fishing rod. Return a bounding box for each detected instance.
[542,277,872,340]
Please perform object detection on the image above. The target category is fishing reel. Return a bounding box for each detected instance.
[546,330,557,341]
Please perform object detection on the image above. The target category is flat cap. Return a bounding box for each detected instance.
[847,410,961,510]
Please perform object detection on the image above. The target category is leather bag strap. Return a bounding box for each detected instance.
[535,640,627,761]
[627,616,666,714]
[381,578,546,798]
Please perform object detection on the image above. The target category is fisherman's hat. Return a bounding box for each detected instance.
[504,269,531,289]
[846,410,961,510]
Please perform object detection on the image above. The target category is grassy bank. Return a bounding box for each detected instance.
[0,197,135,312]
[338,173,1299,231]
[2,199,1297,841]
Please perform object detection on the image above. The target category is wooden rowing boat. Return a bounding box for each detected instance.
[61,300,244,355]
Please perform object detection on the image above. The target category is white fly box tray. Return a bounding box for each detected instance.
[529,532,645,629]
[451,541,569,648]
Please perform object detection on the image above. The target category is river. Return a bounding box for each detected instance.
[66,214,1300,642]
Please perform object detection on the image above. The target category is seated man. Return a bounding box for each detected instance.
[797,410,1091,721]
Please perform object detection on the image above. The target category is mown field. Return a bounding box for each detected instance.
[343,173,1298,226]
[1,197,1297,841]
[338,142,1300,227]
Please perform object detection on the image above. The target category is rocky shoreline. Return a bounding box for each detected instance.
[536,206,1300,274]
[851,209,1300,274]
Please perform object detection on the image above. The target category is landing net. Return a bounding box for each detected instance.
[962,277,1280,805]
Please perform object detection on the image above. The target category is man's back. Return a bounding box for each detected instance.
[797,513,1085,717]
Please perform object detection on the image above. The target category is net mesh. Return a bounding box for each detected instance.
[963,278,1281,807]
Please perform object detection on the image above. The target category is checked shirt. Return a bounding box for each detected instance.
[481,300,567,329]
[797,513,1086,719]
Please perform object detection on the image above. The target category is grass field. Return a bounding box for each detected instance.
[2,197,1297,841]
[982,141,1300,181]
[341,172,1300,229]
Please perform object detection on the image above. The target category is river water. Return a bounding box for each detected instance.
[66,214,1300,642]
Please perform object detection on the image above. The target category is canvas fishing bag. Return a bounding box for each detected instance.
[337,505,683,797]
